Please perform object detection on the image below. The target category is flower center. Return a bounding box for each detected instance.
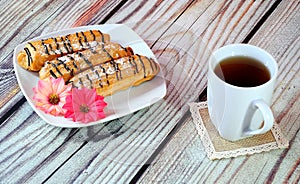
[49,93,60,105]
[80,104,89,113]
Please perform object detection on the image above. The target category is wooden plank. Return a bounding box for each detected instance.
[0,102,79,183]
[0,0,280,183]
[0,0,66,117]
[137,1,300,183]
[41,0,278,183]
[0,0,192,182]
[0,0,66,62]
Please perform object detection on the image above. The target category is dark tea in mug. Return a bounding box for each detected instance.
[214,56,271,87]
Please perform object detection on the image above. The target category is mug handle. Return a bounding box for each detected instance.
[242,99,274,136]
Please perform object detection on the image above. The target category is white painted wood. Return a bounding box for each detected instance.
[138,1,300,183]
[1,0,297,183]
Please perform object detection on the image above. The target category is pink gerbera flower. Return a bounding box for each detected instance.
[33,77,72,116]
[63,88,107,123]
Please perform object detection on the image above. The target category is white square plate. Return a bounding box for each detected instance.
[13,24,166,128]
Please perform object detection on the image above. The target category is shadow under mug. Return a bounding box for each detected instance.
[207,44,278,141]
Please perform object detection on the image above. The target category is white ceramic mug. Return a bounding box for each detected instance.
[207,44,278,141]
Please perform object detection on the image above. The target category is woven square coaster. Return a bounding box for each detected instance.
[189,102,289,160]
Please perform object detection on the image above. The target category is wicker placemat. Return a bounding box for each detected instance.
[190,102,289,160]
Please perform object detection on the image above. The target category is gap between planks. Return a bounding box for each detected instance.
[129,0,283,182]
[1,0,283,183]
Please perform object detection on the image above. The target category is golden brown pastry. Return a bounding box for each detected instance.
[39,42,134,82]
[17,30,110,71]
[70,54,160,96]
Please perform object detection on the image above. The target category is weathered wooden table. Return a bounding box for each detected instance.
[0,0,299,183]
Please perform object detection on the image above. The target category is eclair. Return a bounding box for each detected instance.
[70,55,160,96]
[17,30,110,71]
[39,42,134,82]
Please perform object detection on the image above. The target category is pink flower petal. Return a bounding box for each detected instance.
[62,87,107,123]
[33,77,72,116]
[71,88,83,105]
[75,112,85,123]
[37,79,51,97]
[80,88,91,104]
[97,112,106,119]
[85,112,97,123]
[52,78,65,93]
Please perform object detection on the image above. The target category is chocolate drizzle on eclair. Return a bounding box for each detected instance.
[69,54,159,96]
[24,47,32,67]
[97,30,104,43]
[41,39,50,55]
[28,42,36,51]
[90,30,96,41]
[65,34,73,53]
[136,54,146,78]
[78,52,93,69]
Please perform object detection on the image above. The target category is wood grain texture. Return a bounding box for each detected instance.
[0,0,66,118]
[138,1,300,183]
[37,0,278,183]
[2,0,202,181]
[0,0,201,182]
[0,0,297,183]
